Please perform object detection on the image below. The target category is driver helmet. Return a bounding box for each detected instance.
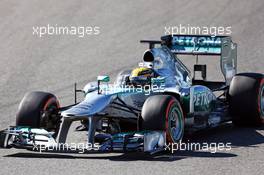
[129,67,155,86]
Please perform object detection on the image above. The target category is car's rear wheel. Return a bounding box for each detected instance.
[16,91,61,137]
[141,95,184,143]
[228,73,264,126]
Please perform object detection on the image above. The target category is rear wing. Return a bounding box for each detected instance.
[140,35,237,85]
[161,35,227,55]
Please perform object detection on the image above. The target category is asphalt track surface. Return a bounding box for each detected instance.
[0,0,264,174]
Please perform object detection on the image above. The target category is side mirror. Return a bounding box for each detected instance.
[97,75,110,94]
[97,75,110,83]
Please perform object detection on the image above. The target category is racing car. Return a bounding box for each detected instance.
[0,34,263,154]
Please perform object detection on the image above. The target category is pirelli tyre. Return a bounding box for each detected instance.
[141,95,184,143]
[16,91,61,137]
[228,73,264,126]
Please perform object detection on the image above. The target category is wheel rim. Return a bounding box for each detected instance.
[261,86,264,115]
[168,104,183,143]
[40,98,60,132]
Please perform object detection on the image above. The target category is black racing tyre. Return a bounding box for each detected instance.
[16,91,61,136]
[228,73,264,126]
[141,95,184,143]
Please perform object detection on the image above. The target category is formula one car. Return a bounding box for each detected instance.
[1,35,263,154]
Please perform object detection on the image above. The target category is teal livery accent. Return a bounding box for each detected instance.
[192,86,216,112]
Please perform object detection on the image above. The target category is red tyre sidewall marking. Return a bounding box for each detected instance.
[43,97,60,111]
[42,97,60,128]
[165,99,176,143]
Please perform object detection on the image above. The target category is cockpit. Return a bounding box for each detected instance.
[115,46,191,88]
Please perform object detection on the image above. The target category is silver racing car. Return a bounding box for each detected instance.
[1,34,263,154]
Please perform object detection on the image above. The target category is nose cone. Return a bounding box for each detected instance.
[61,92,113,118]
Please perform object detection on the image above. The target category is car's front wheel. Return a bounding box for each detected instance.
[16,91,61,137]
[141,95,184,143]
